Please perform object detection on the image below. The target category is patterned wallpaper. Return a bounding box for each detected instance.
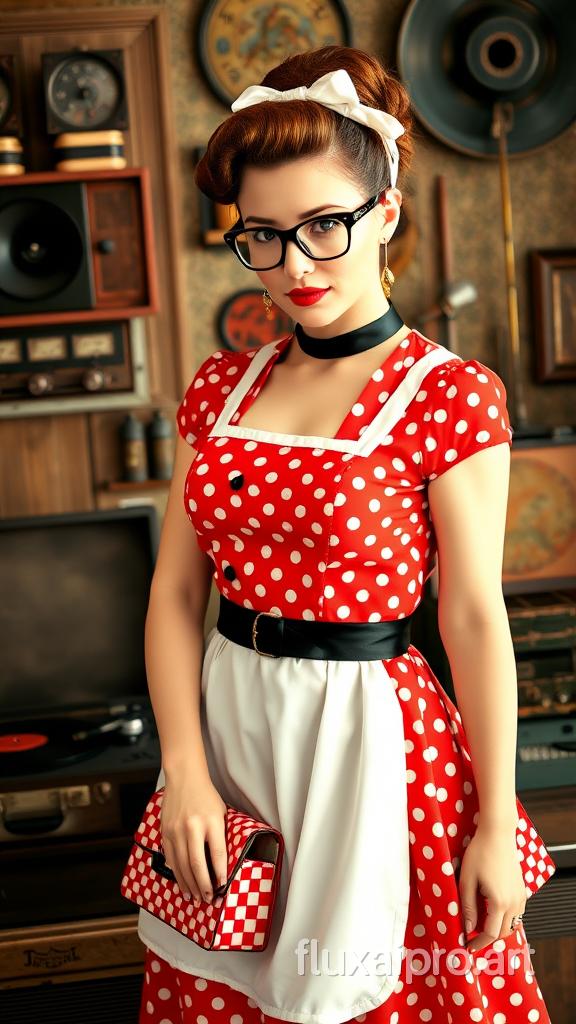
[9,0,576,426]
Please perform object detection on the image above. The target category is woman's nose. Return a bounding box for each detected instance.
[283,238,315,277]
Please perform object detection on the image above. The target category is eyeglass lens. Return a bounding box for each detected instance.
[234,218,349,270]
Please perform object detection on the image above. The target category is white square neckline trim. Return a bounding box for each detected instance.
[207,335,460,458]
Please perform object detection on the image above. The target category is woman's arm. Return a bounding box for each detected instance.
[144,434,229,901]
[427,440,518,830]
[145,434,214,782]
[428,440,527,950]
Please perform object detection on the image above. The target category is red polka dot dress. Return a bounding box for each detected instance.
[137,328,556,1024]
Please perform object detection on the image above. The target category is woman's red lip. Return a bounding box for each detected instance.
[288,289,330,306]
[287,288,329,295]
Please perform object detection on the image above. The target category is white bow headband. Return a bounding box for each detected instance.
[230,68,404,188]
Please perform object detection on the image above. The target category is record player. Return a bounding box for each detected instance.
[0,507,162,932]
[0,698,161,930]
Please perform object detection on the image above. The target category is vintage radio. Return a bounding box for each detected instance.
[516,716,576,791]
[505,590,576,792]
[0,319,136,401]
[506,590,576,718]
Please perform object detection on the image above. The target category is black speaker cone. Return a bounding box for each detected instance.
[0,198,84,300]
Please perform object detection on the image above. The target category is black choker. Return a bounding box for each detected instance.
[294,303,405,359]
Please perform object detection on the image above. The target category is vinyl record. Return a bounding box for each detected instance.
[397,0,576,157]
[0,716,105,776]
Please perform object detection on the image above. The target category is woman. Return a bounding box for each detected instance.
[138,45,556,1024]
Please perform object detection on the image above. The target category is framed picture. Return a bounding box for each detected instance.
[193,146,240,246]
[502,437,576,593]
[531,248,576,382]
[217,289,293,353]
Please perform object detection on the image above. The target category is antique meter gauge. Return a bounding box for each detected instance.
[197,0,351,106]
[41,49,129,133]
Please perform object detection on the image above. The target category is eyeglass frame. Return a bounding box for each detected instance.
[222,190,385,271]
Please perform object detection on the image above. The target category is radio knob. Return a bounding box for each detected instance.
[28,372,55,395]
[93,781,113,804]
[97,239,116,254]
[523,685,542,705]
[82,367,108,392]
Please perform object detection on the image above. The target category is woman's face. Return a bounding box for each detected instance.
[236,153,402,338]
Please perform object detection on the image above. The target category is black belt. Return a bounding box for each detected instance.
[216,593,413,661]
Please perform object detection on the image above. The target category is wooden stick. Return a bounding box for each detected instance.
[437,175,459,355]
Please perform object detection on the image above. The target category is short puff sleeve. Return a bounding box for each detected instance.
[419,358,513,481]
[176,349,233,448]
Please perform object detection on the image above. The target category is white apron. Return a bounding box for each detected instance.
[138,341,459,1024]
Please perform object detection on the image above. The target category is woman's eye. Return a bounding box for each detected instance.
[253,229,277,243]
[311,218,339,233]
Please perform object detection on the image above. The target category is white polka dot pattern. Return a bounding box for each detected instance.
[418,357,513,481]
[160,331,557,1024]
[176,333,512,622]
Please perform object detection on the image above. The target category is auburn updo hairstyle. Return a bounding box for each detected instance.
[194,45,414,209]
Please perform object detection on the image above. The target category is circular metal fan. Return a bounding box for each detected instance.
[397,0,576,158]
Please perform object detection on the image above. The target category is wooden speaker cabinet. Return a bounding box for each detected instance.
[0,168,159,328]
[0,914,145,1024]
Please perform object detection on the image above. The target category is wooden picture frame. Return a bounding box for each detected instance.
[531,248,576,382]
[502,437,576,593]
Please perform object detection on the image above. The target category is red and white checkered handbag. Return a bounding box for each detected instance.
[120,787,284,951]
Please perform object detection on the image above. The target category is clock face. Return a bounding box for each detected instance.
[198,0,351,106]
[0,71,11,130]
[46,55,122,129]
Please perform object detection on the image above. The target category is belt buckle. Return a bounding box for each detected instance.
[252,610,282,658]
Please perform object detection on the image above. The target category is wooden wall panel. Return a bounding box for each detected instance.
[0,414,93,516]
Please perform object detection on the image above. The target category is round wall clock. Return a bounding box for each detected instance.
[0,70,11,131]
[41,49,129,134]
[0,62,14,133]
[0,56,21,137]
[197,0,352,107]
[218,289,294,353]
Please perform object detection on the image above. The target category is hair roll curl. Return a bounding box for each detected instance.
[194,45,414,210]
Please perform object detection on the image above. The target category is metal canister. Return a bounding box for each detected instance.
[148,409,175,480]
[121,413,149,482]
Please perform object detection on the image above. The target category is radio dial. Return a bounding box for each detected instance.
[28,372,55,395]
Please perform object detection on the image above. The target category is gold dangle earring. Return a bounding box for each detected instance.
[381,239,395,300]
[262,288,275,320]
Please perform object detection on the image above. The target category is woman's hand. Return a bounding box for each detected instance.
[160,775,228,904]
[458,823,527,953]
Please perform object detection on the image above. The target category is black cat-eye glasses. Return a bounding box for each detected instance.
[223,191,384,271]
